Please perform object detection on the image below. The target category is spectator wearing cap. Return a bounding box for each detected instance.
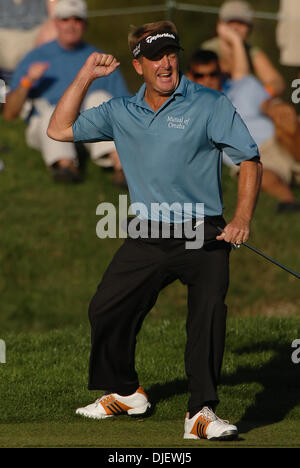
[187,29,300,213]
[3,0,129,184]
[201,0,285,97]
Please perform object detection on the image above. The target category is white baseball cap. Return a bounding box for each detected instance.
[54,0,88,20]
[219,1,254,26]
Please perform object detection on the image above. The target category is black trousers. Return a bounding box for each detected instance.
[87,216,231,412]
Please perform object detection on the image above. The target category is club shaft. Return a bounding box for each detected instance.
[216,227,300,279]
[243,242,300,279]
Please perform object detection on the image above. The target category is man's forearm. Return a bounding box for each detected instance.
[235,159,263,222]
[2,85,29,121]
[217,158,262,244]
[48,52,120,142]
[230,37,250,80]
[47,71,93,142]
[217,23,249,80]
[3,62,50,121]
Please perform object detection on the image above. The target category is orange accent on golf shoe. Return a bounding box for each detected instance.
[189,414,210,439]
[136,386,148,399]
[99,387,148,416]
[99,395,132,416]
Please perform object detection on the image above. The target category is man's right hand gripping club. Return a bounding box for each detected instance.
[47,52,120,143]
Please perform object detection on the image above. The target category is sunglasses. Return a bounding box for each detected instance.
[192,71,220,79]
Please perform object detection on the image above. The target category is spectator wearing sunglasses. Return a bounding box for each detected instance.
[186,49,236,169]
[186,50,223,91]
[187,37,300,212]
[201,1,285,98]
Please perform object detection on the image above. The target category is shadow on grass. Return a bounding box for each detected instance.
[146,341,300,435]
[147,378,188,416]
[222,340,300,434]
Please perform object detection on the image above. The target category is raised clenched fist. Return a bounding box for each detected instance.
[82,52,120,80]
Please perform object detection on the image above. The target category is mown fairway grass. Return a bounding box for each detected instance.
[0,318,300,448]
[0,116,300,448]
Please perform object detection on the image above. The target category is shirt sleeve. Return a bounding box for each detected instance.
[72,101,114,143]
[207,93,260,165]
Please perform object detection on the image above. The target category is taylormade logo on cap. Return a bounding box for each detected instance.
[145,33,176,44]
[132,31,182,59]
[132,43,141,58]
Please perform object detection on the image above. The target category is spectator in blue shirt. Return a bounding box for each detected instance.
[47,20,262,441]
[3,0,129,183]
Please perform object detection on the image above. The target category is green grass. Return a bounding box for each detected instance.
[0,117,299,334]
[0,116,300,448]
[0,317,300,447]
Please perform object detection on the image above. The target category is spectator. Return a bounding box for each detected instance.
[0,0,58,85]
[201,0,285,97]
[186,40,300,213]
[276,0,300,72]
[3,0,129,183]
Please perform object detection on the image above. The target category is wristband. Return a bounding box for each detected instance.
[265,84,276,97]
[20,77,33,90]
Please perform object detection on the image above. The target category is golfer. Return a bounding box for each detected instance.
[47,21,262,441]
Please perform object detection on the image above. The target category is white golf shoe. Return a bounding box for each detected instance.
[184,406,238,441]
[76,386,151,419]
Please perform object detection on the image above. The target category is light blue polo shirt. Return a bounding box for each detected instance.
[73,73,259,221]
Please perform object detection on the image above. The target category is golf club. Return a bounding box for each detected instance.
[216,226,300,279]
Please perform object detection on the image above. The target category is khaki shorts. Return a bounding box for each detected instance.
[259,136,300,186]
[25,93,116,167]
[0,25,41,71]
[230,136,300,186]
